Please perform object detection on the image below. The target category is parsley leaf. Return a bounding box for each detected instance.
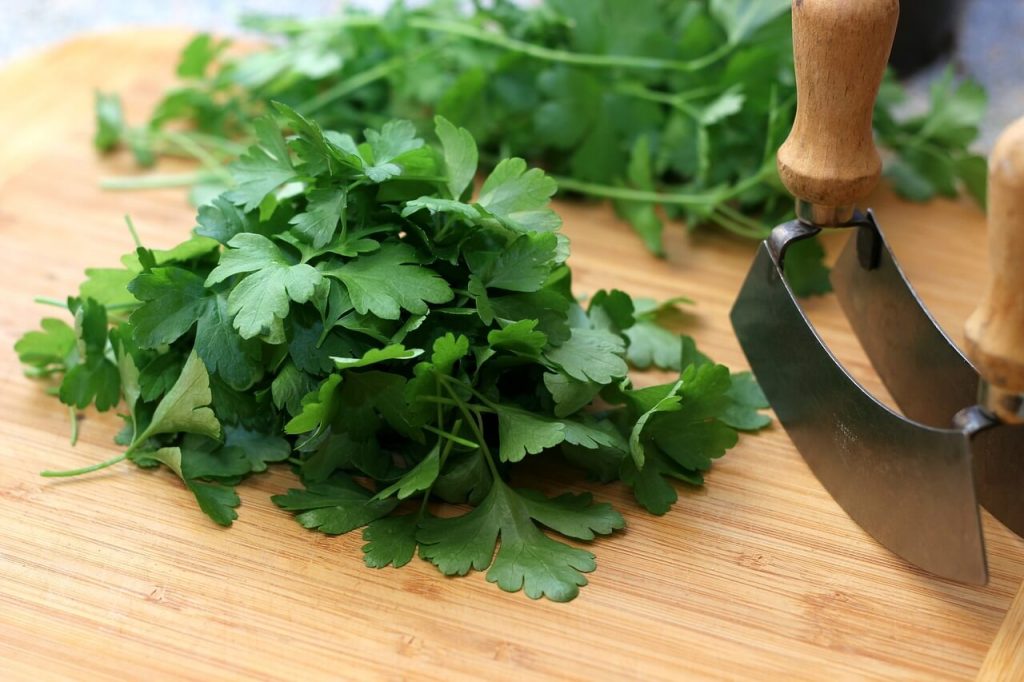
[288,188,347,248]
[544,328,628,384]
[16,318,76,375]
[418,480,622,602]
[59,299,120,412]
[205,233,324,339]
[783,236,831,297]
[26,109,771,601]
[273,475,398,535]
[135,351,222,444]
[134,447,241,526]
[362,515,419,568]
[477,158,561,232]
[496,405,567,463]
[488,320,548,356]
[226,116,297,211]
[435,115,478,199]
[469,232,560,293]
[323,243,453,320]
[721,371,772,431]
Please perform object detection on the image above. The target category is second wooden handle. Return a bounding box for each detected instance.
[776,0,899,224]
[965,116,1024,419]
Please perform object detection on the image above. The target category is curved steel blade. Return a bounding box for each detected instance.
[973,424,1024,537]
[831,214,978,427]
[832,216,1024,539]
[731,224,987,584]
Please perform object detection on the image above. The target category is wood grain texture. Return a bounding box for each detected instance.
[977,581,1024,680]
[965,116,1024,404]
[776,0,899,223]
[0,30,1021,682]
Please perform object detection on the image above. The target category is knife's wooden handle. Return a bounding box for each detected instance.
[976,581,1024,681]
[776,0,899,225]
[966,116,1024,416]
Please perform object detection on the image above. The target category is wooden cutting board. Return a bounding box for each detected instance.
[0,30,1020,681]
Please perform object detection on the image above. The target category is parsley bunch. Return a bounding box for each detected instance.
[95,0,987,296]
[18,110,768,601]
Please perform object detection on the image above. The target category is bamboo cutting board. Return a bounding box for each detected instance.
[0,30,1021,681]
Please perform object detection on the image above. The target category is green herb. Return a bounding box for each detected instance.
[93,0,987,295]
[18,112,769,601]
[875,67,989,208]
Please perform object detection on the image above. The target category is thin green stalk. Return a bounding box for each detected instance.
[33,297,136,312]
[615,83,702,119]
[712,206,770,238]
[417,394,495,412]
[23,366,65,378]
[408,17,733,72]
[710,207,770,239]
[309,37,455,116]
[41,452,127,477]
[43,399,151,477]
[439,419,461,467]
[247,13,735,72]
[124,215,143,248]
[414,416,462,519]
[552,176,718,207]
[439,378,501,479]
[100,171,223,191]
[416,486,433,518]
[299,47,442,115]
[714,204,769,233]
[172,130,249,156]
[240,13,381,34]
[422,423,480,449]
[34,297,69,309]
[68,406,79,446]
[440,375,503,413]
[161,131,233,183]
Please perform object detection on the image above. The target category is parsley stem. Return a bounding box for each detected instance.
[239,14,380,34]
[41,452,127,477]
[408,17,733,73]
[248,14,734,73]
[68,406,79,447]
[416,395,495,412]
[416,487,432,518]
[415,418,462,519]
[439,379,501,480]
[444,376,502,413]
[422,424,479,449]
[161,131,233,183]
[124,215,143,249]
[299,55,410,116]
[711,206,771,239]
[552,176,718,207]
[23,366,65,378]
[100,171,223,190]
[33,296,68,309]
[615,83,702,118]
[182,131,248,155]
[298,38,452,116]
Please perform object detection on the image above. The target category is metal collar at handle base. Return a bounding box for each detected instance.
[795,199,857,227]
[977,382,1024,425]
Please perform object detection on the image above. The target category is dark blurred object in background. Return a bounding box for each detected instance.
[890,0,965,76]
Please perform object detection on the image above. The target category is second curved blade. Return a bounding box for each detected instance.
[833,219,1024,539]
[831,218,978,427]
